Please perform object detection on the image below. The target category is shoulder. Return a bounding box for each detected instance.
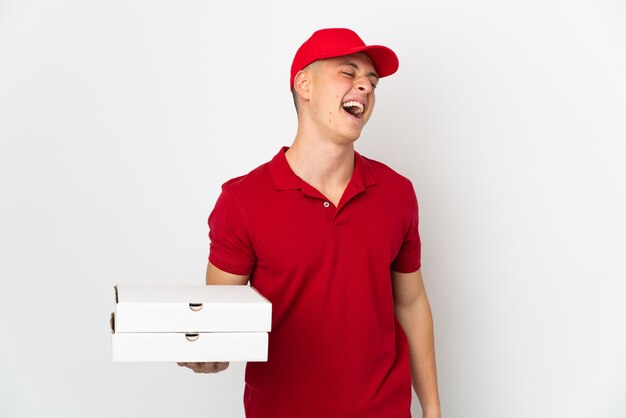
[211,160,273,227]
[360,154,415,191]
[358,154,419,214]
[220,160,273,196]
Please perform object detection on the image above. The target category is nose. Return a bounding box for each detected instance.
[355,75,373,94]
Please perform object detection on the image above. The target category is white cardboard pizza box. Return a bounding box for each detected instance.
[110,284,271,362]
[113,284,272,332]
[111,331,269,362]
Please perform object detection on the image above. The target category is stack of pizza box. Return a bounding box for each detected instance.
[111,284,272,362]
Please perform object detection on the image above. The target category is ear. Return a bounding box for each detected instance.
[293,70,312,102]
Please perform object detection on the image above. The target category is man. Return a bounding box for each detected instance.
[179,28,441,418]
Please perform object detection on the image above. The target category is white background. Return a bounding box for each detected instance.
[1,1,625,417]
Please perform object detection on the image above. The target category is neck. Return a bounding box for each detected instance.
[285,134,355,205]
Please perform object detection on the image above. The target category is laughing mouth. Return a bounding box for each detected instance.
[342,100,365,117]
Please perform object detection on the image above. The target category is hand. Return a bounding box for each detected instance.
[177,362,230,373]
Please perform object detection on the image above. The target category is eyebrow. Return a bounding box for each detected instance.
[339,61,379,80]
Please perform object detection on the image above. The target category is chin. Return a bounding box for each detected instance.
[336,138,360,148]
[343,131,363,143]
[329,126,365,146]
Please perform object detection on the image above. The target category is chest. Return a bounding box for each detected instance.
[245,188,410,274]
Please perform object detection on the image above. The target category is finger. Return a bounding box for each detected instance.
[203,362,221,373]
[189,362,203,370]
[181,362,202,372]
[192,363,211,373]
[178,362,227,373]
[215,362,230,373]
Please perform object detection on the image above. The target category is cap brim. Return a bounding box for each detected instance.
[345,45,399,78]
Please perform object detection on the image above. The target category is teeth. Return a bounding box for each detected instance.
[342,100,364,114]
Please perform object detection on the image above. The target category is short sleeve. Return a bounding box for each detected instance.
[390,185,421,273]
[208,189,256,275]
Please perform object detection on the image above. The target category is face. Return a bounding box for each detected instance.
[304,52,379,144]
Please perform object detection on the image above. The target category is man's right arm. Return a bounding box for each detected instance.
[205,261,249,285]
[177,262,250,373]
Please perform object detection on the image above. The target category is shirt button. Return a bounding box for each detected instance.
[323,201,330,208]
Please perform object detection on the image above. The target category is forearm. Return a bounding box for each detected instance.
[395,295,441,417]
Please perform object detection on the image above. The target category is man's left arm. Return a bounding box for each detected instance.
[392,268,441,418]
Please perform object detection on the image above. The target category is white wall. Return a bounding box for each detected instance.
[1,1,625,417]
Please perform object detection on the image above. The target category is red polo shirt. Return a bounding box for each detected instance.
[208,147,421,418]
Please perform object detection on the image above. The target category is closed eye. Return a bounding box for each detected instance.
[340,67,378,88]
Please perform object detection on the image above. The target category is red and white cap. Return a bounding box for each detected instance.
[290,28,399,90]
